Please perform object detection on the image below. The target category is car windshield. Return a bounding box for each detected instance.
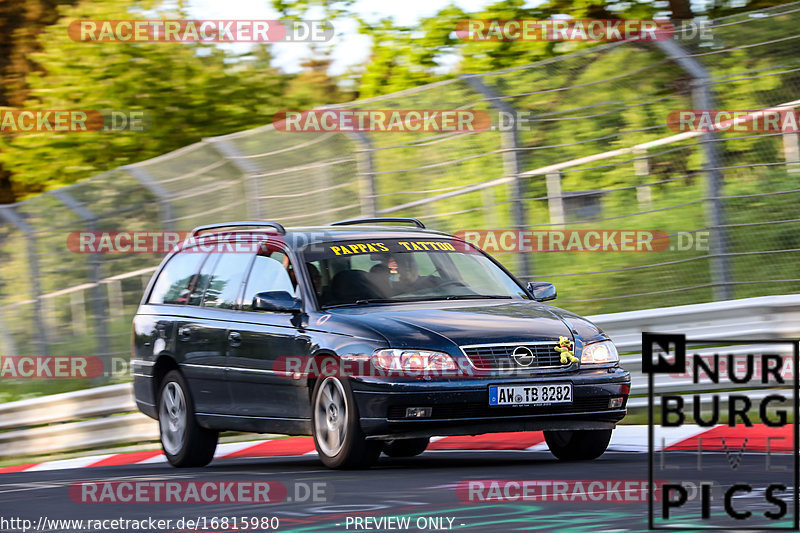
[301,238,529,308]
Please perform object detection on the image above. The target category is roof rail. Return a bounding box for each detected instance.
[191,221,286,237]
[329,217,426,229]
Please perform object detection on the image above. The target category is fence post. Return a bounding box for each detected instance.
[124,166,175,231]
[205,138,263,220]
[462,75,530,278]
[0,206,49,358]
[42,296,58,335]
[653,39,731,301]
[0,310,17,357]
[633,147,653,209]
[545,172,565,227]
[51,189,110,382]
[783,126,800,174]
[482,187,499,228]
[69,290,87,336]
[345,131,377,217]
[107,280,124,319]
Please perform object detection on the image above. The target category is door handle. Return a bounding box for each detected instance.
[177,326,191,341]
[228,331,242,347]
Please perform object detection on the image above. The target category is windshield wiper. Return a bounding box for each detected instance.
[442,295,513,300]
[322,295,512,309]
[322,298,399,309]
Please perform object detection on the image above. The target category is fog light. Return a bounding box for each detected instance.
[405,407,432,418]
[608,397,624,409]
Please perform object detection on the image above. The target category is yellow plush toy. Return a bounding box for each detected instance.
[554,336,579,364]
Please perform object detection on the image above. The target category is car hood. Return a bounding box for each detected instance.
[327,300,605,351]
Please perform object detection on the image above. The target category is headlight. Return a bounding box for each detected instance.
[373,349,458,372]
[581,340,619,364]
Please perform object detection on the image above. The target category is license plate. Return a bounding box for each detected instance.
[489,383,573,406]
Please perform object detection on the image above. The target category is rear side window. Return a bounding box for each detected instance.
[203,252,254,309]
[148,250,207,305]
[242,251,297,311]
[186,253,217,306]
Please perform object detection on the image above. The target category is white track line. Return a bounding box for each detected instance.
[27,454,116,472]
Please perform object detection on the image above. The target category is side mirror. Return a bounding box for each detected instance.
[252,291,302,313]
[527,281,556,302]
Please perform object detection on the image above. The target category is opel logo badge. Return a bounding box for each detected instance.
[512,345,536,367]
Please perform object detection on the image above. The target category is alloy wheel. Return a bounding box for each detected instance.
[160,381,187,455]
[314,377,348,457]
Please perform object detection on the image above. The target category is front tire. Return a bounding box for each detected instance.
[158,370,218,467]
[312,376,381,469]
[383,438,430,458]
[544,429,612,461]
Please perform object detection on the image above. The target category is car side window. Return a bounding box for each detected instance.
[202,252,253,309]
[241,251,297,311]
[186,253,217,306]
[148,249,207,305]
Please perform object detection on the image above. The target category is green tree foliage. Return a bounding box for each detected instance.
[0,0,78,202]
[286,53,348,108]
[0,0,342,199]
[274,0,791,98]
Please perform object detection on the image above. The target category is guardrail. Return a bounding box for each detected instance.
[2,293,799,459]
[0,384,157,458]
[595,293,800,353]
[0,383,135,430]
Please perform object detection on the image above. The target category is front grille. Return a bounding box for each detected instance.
[388,397,621,420]
[462,341,567,371]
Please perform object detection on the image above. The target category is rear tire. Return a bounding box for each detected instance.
[312,376,381,469]
[544,429,612,461]
[383,438,430,458]
[158,370,218,467]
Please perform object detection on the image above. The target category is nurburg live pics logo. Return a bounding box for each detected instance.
[643,332,800,530]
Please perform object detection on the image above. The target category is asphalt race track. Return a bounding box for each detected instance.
[0,450,794,532]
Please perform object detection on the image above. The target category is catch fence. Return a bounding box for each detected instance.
[1,3,799,388]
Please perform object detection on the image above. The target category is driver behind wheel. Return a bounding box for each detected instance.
[394,253,437,294]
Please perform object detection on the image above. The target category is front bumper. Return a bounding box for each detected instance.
[351,366,630,439]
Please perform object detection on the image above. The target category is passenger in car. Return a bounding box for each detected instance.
[329,269,383,304]
[307,263,323,299]
[369,263,392,297]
